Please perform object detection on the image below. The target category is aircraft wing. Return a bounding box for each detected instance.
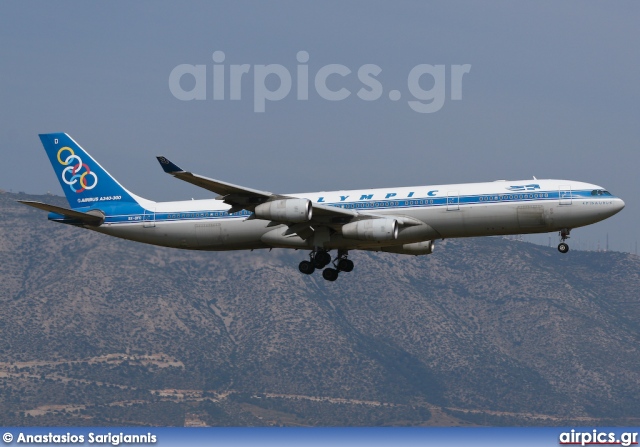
[155,157,427,241]
[156,156,356,220]
[309,203,357,219]
[157,156,275,212]
[19,201,104,226]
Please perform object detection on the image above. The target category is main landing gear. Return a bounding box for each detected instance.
[298,249,354,281]
[558,228,570,253]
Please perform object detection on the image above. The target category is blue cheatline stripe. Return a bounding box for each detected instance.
[96,189,611,225]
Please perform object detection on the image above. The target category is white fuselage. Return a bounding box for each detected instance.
[90,179,625,252]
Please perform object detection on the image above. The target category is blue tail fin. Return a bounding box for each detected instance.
[39,133,138,209]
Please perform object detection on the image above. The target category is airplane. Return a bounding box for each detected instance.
[20,133,625,281]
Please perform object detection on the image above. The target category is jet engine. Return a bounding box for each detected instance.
[342,218,398,241]
[254,198,312,223]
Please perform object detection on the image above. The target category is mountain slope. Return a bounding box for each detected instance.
[1,191,638,426]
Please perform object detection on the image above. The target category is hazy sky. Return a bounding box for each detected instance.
[1,1,638,252]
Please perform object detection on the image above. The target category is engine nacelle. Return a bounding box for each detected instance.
[342,218,398,241]
[382,240,435,255]
[254,198,312,223]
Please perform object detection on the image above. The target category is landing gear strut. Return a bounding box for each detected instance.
[335,250,354,272]
[314,250,332,269]
[558,228,570,253]
[298,249,355,281]
[299,248,330,275]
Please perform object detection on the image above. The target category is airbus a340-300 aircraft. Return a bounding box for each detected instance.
[21,133,625,281]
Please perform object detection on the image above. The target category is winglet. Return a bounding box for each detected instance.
[156,156,184,174]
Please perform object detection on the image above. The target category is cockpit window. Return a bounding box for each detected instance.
[591,189,612,196]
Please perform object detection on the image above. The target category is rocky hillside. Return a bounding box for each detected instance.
[1,191,638,426]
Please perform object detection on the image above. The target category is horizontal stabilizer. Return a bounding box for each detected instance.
[18,200,104,226]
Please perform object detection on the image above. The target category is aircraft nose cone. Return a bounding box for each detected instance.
[611,198,625,215]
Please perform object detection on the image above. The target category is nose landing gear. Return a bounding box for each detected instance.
[558,228,570,253]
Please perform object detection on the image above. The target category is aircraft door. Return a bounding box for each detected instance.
[447,191,460,210]
[559,185,572,205]
[143,207,156,228]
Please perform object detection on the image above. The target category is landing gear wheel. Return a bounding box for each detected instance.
[314,251,331,268]
[322,268,339,282]
[299,260,316,274]
[557,228,571,254]
[337,258,354,272]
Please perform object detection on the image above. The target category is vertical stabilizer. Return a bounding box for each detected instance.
[39,133,139,209]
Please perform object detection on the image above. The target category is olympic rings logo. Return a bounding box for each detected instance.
[57,147,98,193]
